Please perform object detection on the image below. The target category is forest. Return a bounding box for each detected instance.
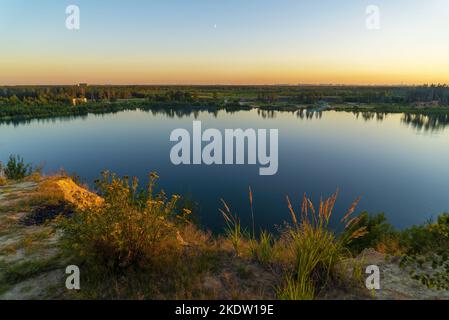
[1,84,449,121]
[2,84,449,104]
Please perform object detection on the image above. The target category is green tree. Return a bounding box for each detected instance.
[4,155,32,180]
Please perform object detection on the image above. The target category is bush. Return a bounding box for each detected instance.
[399,213,449,290]
[4,155,32,180]
[345,212,400,255]
[60,171,183,269]
[401,213,449,254]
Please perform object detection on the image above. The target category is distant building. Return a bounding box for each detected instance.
[77,83,88,87]
[72,97,88,106]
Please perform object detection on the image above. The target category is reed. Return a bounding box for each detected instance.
[279,190,367,299]
[251,231,274,265]
[219,199,246,256]
[249,186,255,239]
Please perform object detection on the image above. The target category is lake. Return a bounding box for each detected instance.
[2,108,449,232]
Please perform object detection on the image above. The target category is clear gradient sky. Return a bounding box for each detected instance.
[1,0,449,85]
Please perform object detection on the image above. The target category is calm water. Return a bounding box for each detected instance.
[2,109,449,232]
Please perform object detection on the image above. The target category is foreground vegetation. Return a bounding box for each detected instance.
[0,157,448,299]
[1,85,449,123]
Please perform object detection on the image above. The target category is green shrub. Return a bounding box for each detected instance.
[399,213,449,290]
[401,213,449,254]
[4,155,32,180]
[345,212,400,254]
[60,171,182,269]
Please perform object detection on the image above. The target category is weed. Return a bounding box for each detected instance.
[4,155,32,180]
[277,191,367,299]
[59,171,183,269]
[251,231,274,265]
[220,199,247,256]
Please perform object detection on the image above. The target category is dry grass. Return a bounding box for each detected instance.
[375,236,406,256]
[277,190,367,299]
[25,177,66,207]
[251,231,275,266]
[220,199,247,256]
[2,168,374,300]
[59,171,182,269]
[219,189,368,300]
[56,172,282,300]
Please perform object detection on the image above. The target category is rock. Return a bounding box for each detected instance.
[333,248,449,300]
[0,269,65,300]
[357,248,387,265]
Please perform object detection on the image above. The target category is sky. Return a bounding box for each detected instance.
[1,0,449,85]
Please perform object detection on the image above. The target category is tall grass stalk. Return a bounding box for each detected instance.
[249,186,255,239]
[280,190,367,300]
[220,199,246,256]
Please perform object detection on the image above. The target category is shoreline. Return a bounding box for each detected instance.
[1,100,449,124]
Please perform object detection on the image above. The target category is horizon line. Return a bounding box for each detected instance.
[1,82,448,87]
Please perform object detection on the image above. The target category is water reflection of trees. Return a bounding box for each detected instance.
[0,114,90,127]
[2,106,449,133]
[350,111,449,132]
[143,105,257,119]
[255,108,324,120]
[401,113,449,132]
[295,109,323,120]
[352,111,389,122]
[145,105,219,119]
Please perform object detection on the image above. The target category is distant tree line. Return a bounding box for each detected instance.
[282,84,449,105]
[1,84,449,107]
[0,86,204,106]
